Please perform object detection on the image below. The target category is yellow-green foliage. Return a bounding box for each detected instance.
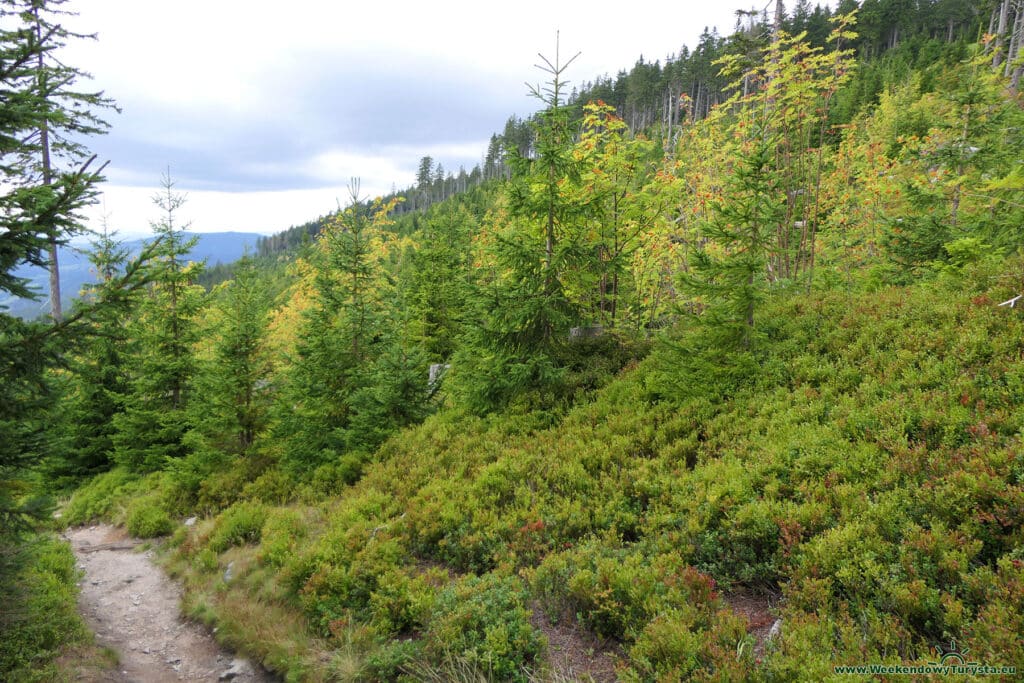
[164,260,1024,679]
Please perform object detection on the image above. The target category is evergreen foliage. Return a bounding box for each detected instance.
[112,173,205,472]
[19,1,1024,679]
[276,184,430,473]
[190,255,273,458]
[19,0,118,322]
[46,226,132,485]
[405,204,474,362]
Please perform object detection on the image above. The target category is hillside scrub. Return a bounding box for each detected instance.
[40,7,1024,680]
[65,258,1024,678]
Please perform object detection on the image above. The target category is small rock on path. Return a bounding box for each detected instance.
[67,524,276,682]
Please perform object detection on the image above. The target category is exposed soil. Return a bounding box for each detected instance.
[530,603,623,682]
[66,525,276,682]
[724,590,781,657]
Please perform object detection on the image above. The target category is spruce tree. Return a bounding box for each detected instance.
[452,40,586,413]
[0,1,137,530]
[190,255,273,458]
[21,0,118,322]
[112,173,205,472]
[681,128,782,351]
[407,204,474,361]
[45,224,131,484]
[679,20,854,349]
[277,182,393,471]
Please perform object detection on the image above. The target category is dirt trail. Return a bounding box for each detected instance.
[67,525,276,683]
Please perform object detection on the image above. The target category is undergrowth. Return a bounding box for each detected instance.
[65,267,1024,680]
[0,533,112,682]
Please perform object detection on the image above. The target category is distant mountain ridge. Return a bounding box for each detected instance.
[2,231,261,320]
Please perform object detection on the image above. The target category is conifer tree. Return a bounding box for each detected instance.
[452,39,586,413]
[345,280,431,450]
[277,182,398,471]
[681,129,783,350]
[407,204,474,361]
[20,0,118,322]
[0,1,128,529]
[679,19,854,349]
[45,223,132,484]
[190,255,273,458]
[112,173,205,472]
[886,44,1024,274]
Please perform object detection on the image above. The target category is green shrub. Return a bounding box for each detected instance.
[362,639,422,680]
[125,496,173,537]
[423,574,543,682]
[242,468,295,504]
[61,468,141,525]
[196,468,248,514]
[258,508,307,568]
[627,612,708,681]
[208,501,268,553]
[368,567,441,636]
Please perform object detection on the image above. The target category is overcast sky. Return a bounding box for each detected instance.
[60,0,781,237]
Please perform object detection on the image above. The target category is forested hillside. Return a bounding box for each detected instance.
[4,0,1024,681]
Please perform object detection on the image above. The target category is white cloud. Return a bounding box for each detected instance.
[58,1,833,235]
[87,185,358,238]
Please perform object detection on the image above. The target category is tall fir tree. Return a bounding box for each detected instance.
[44,223,132,486]
[189,255,273,459]
[21,0,118,322]
[112,172,205,472]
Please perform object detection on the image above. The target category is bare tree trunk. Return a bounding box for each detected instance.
[995,0,1011,67]
[1006,1,1022,79]
[42,118,61,323]
[35,11,62,323]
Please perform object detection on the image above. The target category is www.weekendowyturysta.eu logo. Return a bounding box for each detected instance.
[832,639,1017,676]
[931,639,972,666]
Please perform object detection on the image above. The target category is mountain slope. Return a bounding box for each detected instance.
[66,260,1024,679]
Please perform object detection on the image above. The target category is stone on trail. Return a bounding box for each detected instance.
[219,658,254,680]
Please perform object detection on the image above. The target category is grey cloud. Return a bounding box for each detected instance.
[88,55,533,192]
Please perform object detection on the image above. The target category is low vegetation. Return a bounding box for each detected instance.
[64,259,1024,678]
[6,0,1024,679]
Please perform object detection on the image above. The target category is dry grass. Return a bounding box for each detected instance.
[164,542,334,682]
[50,642,123,682]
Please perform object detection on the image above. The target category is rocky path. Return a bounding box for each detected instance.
[67,525,276,683]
